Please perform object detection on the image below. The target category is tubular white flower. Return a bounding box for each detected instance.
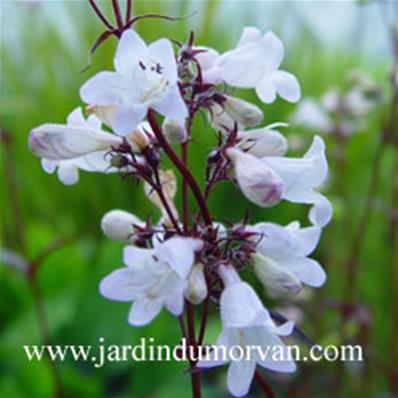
[248,221,326,292]
[29,108,123,185]
[201,27,300,104]
[198,265,296,397]
[29,110,122,160]
[226,147,283,208]
[101,209,144,241]
[262,135,332,227]
[80,29,188,136]
[99,237,203,326]
[237,124,288,158]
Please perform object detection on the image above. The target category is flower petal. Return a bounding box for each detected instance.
[80,71,128,106]
[262,31,284,70]
[221,282,269,328]
[254,222,321,259]
[114,30,147,74]
[227,360,256,397]
[237,26,262,47]
[156,237,202,279]
[164,287,185,316]
[272,70,301,103]
[152,84,188,121]
[280,257,326,287]
[308,192,333,227]
[237,128,288,158]
[263,136,331,227]
[112,105,147,136]
[197,331,230,368]
[128,299,162,326]
[41,158,57,173]
[67,107,86,126]
[255,75,277,104]
[73,151,111,173]
[99,268,146,301]
[255,333,296,373]
[123,246,153,269]
[148,38,177,83]
[57,163,79,185]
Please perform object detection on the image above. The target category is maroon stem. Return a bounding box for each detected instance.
[88,0,114,30]
[181,141,189,233]
[151,169,182,233]
[147,109,212,227]
[186,302,201,398]
[254,371,275,398]
[111,0,124,30]
[197,294,210,345]
[125,0,132,23]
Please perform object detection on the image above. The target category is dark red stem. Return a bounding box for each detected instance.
[111,0,124,30]
[147,109,212,227]
[197,294,210,345]
[254,371,275,398]
[88,0,114,30]
[125,0,132,23]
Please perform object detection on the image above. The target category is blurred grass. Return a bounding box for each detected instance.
[0,1,396,397]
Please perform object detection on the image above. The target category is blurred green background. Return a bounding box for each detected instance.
[1,1,397,397]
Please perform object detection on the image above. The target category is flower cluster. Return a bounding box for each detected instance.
[29,24,332,397]
[290,70,382,138]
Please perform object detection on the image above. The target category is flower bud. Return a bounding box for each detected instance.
[210,103,235,131]
[101,209,144,241]
[252,253,302,298]
[162,118,188,144]
[224,96,263,127]
[226,147,283,207]
[185,263,208,304]
[29,124,122,160]
[237,127,288,158]
[87,105,116,127]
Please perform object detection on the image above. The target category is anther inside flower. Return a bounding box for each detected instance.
[28,14,333,397]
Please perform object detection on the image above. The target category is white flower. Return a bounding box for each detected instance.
[227,136,331,227]
[29,107,123,185]
[249,221,326,298]
[198,265,295,397]
[262,136,332,227]
[101,209,145,242]
[290,99,333,133]
[237,123,288,158]
[80,29,188,136]
[200,27,300,104]
[99,237,202,326]
[226,147,284,208]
